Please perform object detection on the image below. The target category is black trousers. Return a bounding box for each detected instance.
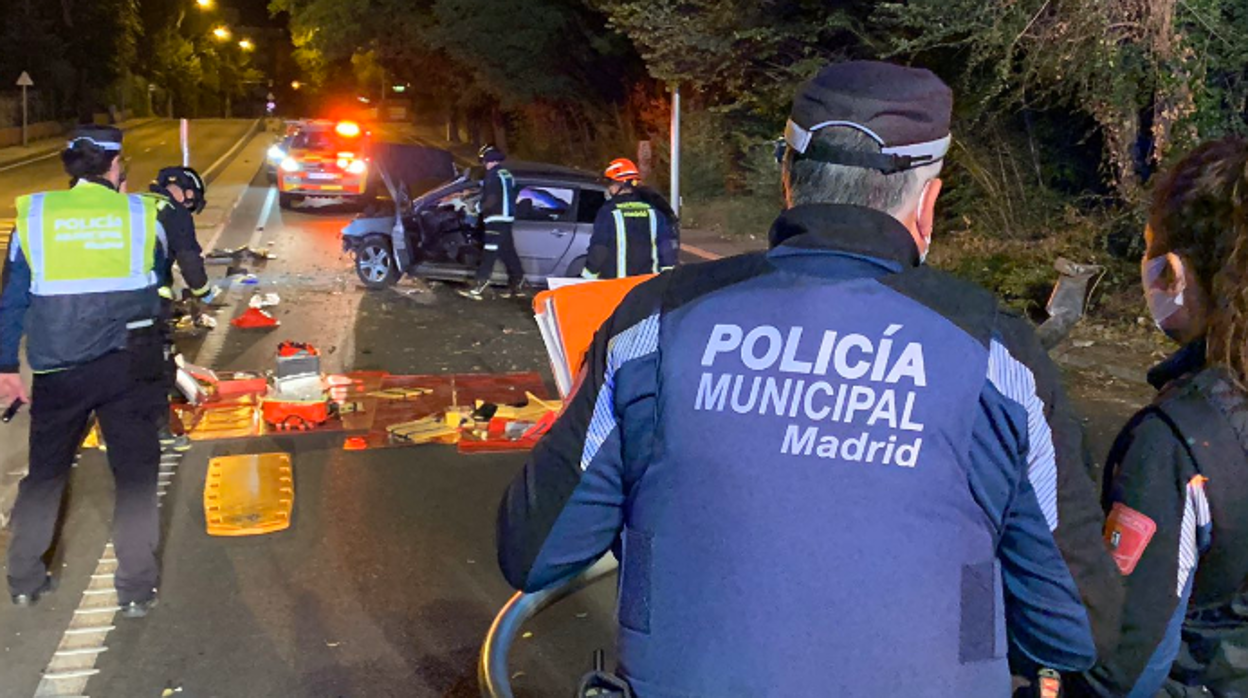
[475,222,524,286]
[6,349,166,603]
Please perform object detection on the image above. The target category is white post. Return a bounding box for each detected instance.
[20,85,28,147]
[670,83,681,219]
[180,118,189,167]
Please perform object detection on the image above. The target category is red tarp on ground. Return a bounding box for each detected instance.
[178,371,551,453]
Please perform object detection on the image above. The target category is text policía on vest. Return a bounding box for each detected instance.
[695,322,927,468]
[54,214,127,250]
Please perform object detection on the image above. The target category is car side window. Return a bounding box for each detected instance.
[516,186,574,222]
[576,189,606,224]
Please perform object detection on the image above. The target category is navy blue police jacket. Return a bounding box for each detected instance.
[498,204,1121,697]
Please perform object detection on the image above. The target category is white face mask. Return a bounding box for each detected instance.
[1142,253,1187,330]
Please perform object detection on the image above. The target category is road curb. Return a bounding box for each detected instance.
[200,127,266,254]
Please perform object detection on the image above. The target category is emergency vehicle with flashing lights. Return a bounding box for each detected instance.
[276,120,373,209]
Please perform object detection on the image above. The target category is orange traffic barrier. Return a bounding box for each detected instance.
[204,453,294,537]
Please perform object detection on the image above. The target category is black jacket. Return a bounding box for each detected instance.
[144,189,209,296]
[1071,340,1248,696]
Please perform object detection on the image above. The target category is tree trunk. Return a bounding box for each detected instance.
[446,106,461,143]
[466,110,481,148]
[491,104,508,153]
[1092,101,1145,206]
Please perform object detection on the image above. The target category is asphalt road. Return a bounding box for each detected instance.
[0,119,256,222]
[0,135,1152,697]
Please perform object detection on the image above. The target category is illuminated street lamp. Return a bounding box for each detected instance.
[291,81,303,90]
[238,38,254,51]
[212,25,231,41]
[196,0,214,8]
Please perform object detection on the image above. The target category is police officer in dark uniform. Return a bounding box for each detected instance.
[145,166,217,453]
[582,158,678,279]
[459,145,524,300]
[1067,138,1248,697]
[497,62,1122,696]
[1,126,167,617]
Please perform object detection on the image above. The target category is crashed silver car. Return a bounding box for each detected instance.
[341,143,608,289]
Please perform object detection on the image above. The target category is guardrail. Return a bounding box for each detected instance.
[478,557,619,698]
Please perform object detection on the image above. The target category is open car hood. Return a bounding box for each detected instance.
[370,143,458,202]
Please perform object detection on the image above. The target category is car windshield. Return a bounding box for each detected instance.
[293,131,347,152]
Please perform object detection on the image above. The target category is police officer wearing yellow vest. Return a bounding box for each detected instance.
[582,158,677,279]
[0,126,167,618]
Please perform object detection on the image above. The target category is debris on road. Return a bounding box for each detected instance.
[249,293,281,309]
[206,245,276,265]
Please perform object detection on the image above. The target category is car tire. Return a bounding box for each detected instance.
[565,255,588,279]
[355,235,399,289]
[279,193,300,210]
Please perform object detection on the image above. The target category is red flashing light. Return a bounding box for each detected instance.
[335,121,361,138]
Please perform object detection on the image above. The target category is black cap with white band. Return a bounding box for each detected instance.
[784,61,953,175]
[67,126,124,153]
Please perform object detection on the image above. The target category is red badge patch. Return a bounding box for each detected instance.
[1104,502,1157,575]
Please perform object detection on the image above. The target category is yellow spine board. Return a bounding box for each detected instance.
[204,453,294,537]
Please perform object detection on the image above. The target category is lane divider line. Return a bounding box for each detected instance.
[203,119,262,183]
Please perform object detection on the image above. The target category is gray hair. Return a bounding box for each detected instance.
[782,127,942,216]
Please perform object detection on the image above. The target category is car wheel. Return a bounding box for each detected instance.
[356,235,399,289]
[565,255,588,279]
[279,193,300,210]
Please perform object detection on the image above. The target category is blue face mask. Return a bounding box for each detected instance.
[1142,253,1187,331]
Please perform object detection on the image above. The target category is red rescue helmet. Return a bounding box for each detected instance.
[604,158,641,184]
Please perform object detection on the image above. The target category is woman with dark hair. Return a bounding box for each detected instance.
[1072,137,1248,696]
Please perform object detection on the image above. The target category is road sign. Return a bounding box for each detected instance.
[16,71,32,146]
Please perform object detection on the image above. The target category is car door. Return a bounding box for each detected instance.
[511,181,577,277]
[567,186,607,275]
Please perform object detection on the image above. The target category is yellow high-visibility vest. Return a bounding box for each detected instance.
[15,182,161,297]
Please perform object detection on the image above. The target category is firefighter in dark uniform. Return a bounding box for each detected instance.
[1,126,166,617]
[497,62,1123,696]
[460,145,524,300]
[1068,138,1248,697]
[582,158,678,279]
[145,166,217,453]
